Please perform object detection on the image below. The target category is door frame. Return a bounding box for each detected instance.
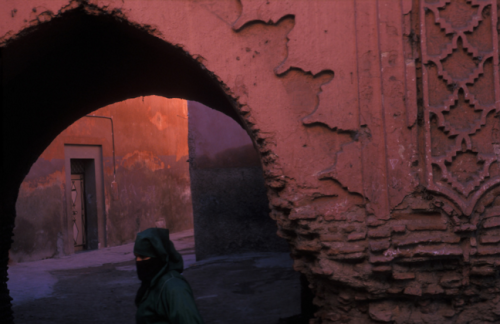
[64,145,106,254]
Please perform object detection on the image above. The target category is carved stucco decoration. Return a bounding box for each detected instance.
[420,0,500,215]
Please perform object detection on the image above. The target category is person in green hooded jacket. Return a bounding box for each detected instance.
[134,228,204,324]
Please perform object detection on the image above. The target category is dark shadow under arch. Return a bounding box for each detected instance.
[1,7,247,320]
[3,6,243,200]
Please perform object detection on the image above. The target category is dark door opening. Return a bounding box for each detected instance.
[70,173,87,251]
[65,146,106,253]
[69,158,101,252]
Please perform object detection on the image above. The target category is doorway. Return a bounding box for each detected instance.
[2,6,291,322]
[64,146,106,253]
[70,173,86,251]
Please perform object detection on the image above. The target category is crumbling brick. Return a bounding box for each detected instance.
[440,273,462,288]
[464,288,479,296]
[483,217,500,229]
[483,207,500,218]
[441,204,456,216]
[343,206,365,223]
[369,255,394,263]
[295,239,322,252]
[347,232,366,241]
[393,272,415,280]
[479,235,500,244]
[289,206,317,220]
[341,224,357,233]
[323,209,347,221]
[387,287,404,294]
[367,216,386,227]
[325,242,366,255]
[372,265,392,273]
[454,223,477,232]
[393,232,460,247]
[404,284,422,296]
[368,301,395,322]
[328,252,366,261]
[407,221,447,231]
[424,284,444,295]
[392,224,406,233]
[413,244,462,257]
[369,239,391,252]
[445,289,460,296]
[477,246,500,256]
[354,293,367,301]
[440,309,456,318]
[368,227,391,238]
[471,266,495,276]
[338,292,351,303]
[320,234,344,242]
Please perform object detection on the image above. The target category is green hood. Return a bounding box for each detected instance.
[134,228,184,278]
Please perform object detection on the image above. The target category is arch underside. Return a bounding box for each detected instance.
[2,8,243,202]
[2,1,500,323]
[1,8,251,321]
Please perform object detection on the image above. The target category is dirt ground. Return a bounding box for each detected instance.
[9,230,301,324]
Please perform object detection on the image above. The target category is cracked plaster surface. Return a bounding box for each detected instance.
[0,0,366,198]
[2,1,499,323]
[234,0,361,132]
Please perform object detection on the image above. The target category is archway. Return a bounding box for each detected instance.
[2,6,288,321]
[8,95,298,323]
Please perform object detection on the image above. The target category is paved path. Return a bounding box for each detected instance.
[8,229,300,324]
[8,229,197,306]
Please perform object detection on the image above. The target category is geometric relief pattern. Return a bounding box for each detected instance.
[420,0,500,215]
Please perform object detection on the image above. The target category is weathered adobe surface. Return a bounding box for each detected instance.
[1,0,499,323]
[11,96,194,263]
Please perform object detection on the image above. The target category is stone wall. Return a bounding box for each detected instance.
[188,101,288,260]
[2,1,499,323]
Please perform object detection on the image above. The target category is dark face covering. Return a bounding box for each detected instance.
[133,228,184,307]
[135,258,166,306]
[136,258,166,283]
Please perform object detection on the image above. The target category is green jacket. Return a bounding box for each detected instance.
[134,228,204,324]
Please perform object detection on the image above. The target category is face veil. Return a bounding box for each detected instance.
[133,228,184,306]
[136,257,166,283]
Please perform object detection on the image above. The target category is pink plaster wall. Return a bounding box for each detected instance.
[2,0,499,322]
[187,100,260,169]
[12,96,193,262]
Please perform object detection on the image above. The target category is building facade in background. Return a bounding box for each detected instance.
[188,101,288,260]
[12,96,194,262]
[11,96,282,264]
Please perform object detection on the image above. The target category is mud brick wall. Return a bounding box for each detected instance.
[1,1,499,323]
[11,96,194,263]
[270,1,500,322]
[187,101,289,260]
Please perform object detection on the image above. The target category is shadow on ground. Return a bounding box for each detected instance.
[12,253,300,324]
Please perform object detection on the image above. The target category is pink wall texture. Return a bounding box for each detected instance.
[12,96,194,262]
[2,0,499,322]
[187,101,288,260]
